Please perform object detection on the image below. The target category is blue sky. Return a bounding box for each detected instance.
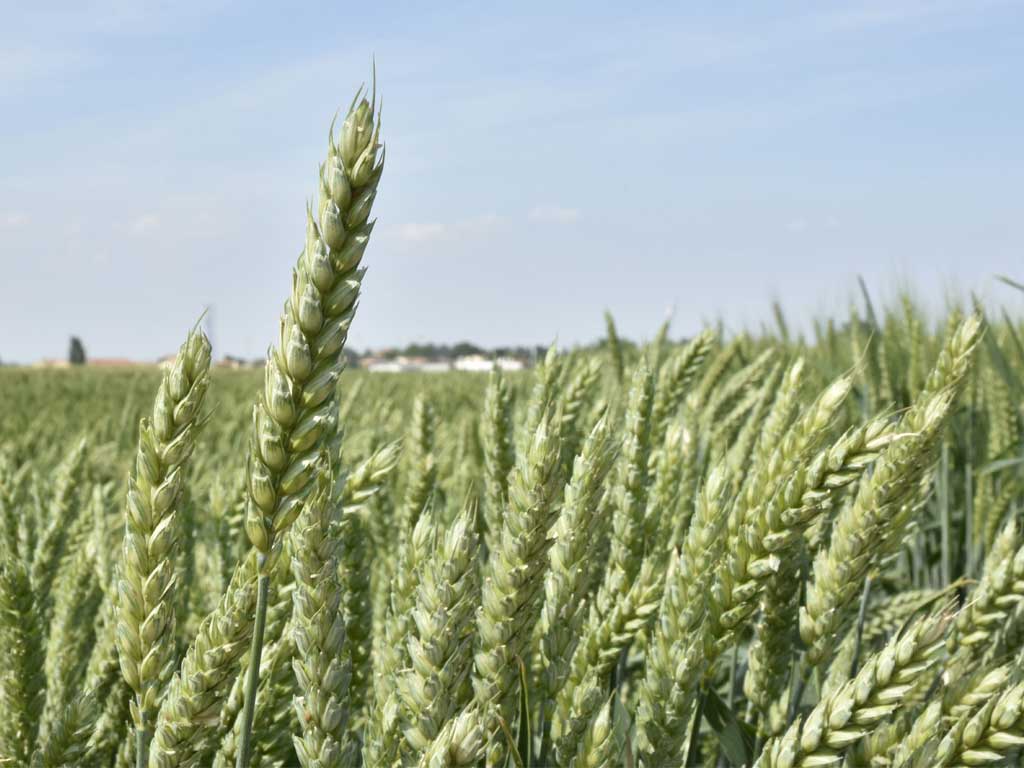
[1,1,1022,362]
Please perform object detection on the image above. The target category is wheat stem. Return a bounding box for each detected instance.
[235,565,270,768]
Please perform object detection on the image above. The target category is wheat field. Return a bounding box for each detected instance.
[2,86,1024,768]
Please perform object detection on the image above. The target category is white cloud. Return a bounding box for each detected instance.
[786,215,841,233]
[1,212,29,229]
[457,213,502,234]
[131,214,161,234]
[396,215,504,243]
[398,222,446,242]
[529,206,581,223]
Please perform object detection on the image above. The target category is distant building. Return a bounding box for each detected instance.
[418,360,455,373]
[363,359,406,373]
[358,352,528,373]
[454,354,525,372]
[362,355,454,373]
[36,357,154,368]
[35,358,146,368]
[89,358,144,367]
[218,355,262,369]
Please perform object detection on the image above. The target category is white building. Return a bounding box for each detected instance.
[453,355,525,372]
[363,356,454,373]
[364,359,407,373]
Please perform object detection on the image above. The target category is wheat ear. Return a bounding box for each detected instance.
[756,612,949,768]
[472,413,563,767]
[115,328,211,765]
[400,501,480,757]
[237,85,382,768]
[290,466,357,768]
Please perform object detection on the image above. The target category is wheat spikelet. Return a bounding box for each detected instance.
[648,328,715,448]
[604,311,625,386]
[861,589,940,646]
[634,466,730,766]
[0,450,22,560]
[554,358,602,474]
[397,395,438,535]
[290,467,357,768]
[709,378,878,645]
[980,477,1021,555]
[594,362,654,620]
[553,559,663,763]
[363,499,437,767]
[115,328,212,758]
[566,697,625,768]
[481,368,515,558]
[244,86,383,558]
[950,520,1024,660]
[645,424,688,552]
[536,416,616,721]
[801,315,983,665]
[340,440,401,516]
[41,544,103,743]
[721,361,784,488]
[148,553,259,768]
[30,692,98,768]
[748,359,805,482]
[399,501,480,757]
[472,413,563,767]
[84,602,131,765]
[877,660,1019,767]
[0,555,45,764]
[929,678,1024,767]
[415,708,484,768]
[757,611,949,768]
[523,344,563,441]
[686,338,738,416]
[30,439,88,623]
[744,552,803,737]
[233,85,383,768]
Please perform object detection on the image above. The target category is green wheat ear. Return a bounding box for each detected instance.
[291,465,358,768]
[758,611,951,768]
[115,327,212,762]
[399,500,480,758]
[235,82,383,768]
[244,84,383,559]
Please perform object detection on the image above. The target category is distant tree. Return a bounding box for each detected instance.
[69,337,87,365]
[452,341,483,357]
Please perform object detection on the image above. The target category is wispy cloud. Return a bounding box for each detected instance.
[0,46,94,85]
[398,222,446,242]
[458,213,502,234]
[396,214,503,243]
[1,212,30,229]
[131,214,161,234]
[786,215,841,234]
[529,206,581,223]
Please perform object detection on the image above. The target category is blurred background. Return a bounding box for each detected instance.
[1,0,1022,363]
